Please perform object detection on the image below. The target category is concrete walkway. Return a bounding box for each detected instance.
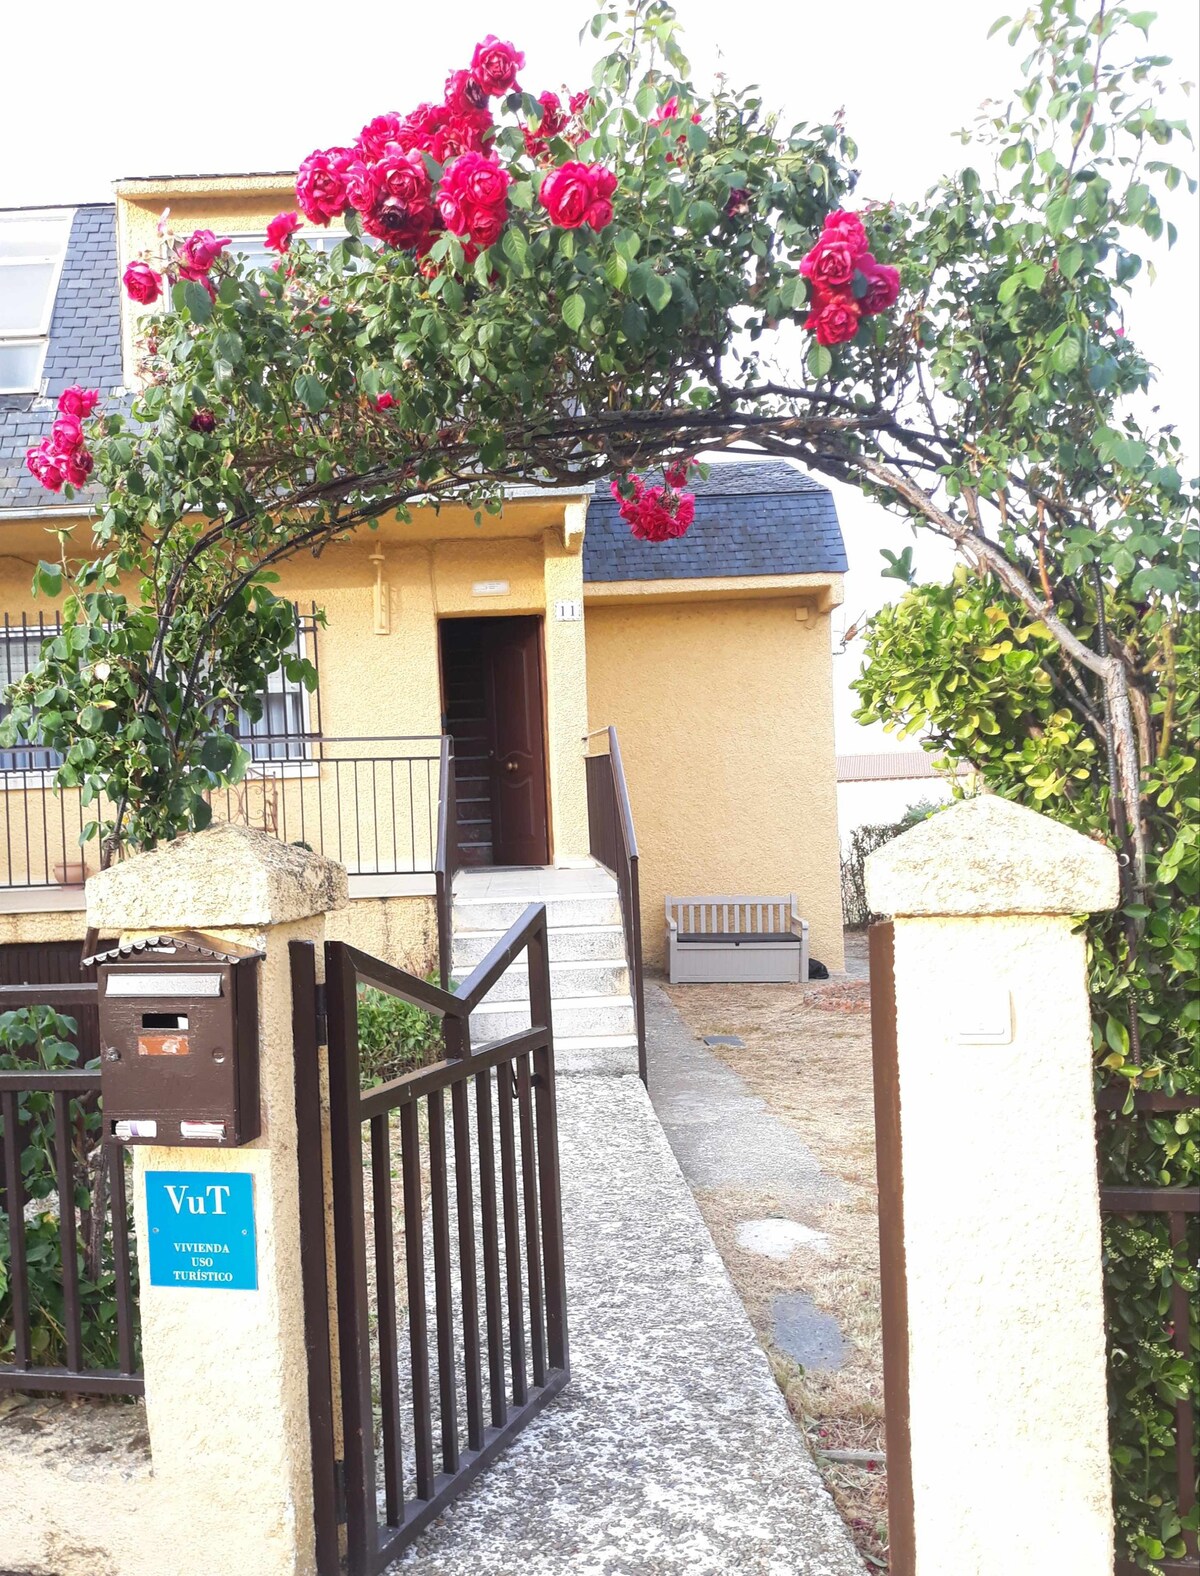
[395,1073,863,1575]
[645,983,845,1214]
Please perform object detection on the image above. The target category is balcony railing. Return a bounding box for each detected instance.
[0,735,448,892]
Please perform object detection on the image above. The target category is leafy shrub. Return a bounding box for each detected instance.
[356,984,442,1086]
[0,1006,139,1374]
[840,801,941,928]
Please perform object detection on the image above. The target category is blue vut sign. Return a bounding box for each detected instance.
[145,1171,258,1290]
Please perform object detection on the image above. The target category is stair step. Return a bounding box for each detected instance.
[554,1034,641,1077]
[452,923,627,966]
[453,959,629,1002]
[470,994,635,1044]
[453,892,621,931]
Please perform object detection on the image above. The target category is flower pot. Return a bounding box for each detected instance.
[52,861,87,887]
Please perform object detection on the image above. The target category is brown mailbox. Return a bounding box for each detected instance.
[93,934,261,1148]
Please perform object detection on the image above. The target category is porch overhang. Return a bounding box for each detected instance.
[582,570,843,612]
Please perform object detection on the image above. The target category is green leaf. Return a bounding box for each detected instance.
[502,226,529,273]
[807,343,833,379]
[562,294,587,332]
[1051,336,1083,373]
[1046,193,1075,234]
[604,252,629,290]
[644,273,672,314]
[295,373,327,414]
[182,280,212,324]
[687,200,721,233]
[620,300,647,342]
[200,734,237,774]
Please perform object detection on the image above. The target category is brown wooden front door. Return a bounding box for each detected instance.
[482,616,550,866]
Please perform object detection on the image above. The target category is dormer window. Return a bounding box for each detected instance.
[0,209,73,394]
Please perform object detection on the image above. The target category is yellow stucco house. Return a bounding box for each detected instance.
[0,180,847,1065]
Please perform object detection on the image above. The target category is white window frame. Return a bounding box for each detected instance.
[225,227,356,276]
[0,208,74,395]
[237,614,320,773]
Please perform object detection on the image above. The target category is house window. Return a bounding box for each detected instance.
[0,210,73,394]
[0,618,63,771]
[235,607,321,763]
[226,229,370,276]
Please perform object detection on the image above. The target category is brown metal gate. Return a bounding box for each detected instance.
[295,903,569,1574]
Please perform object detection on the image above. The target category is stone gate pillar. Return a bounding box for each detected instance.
[86,824,347,1576]
[865,795,1118,1576]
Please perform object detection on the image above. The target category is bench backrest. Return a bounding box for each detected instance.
[665,896,797,936]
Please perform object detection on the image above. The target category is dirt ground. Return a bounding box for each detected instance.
[663,934,888,1570]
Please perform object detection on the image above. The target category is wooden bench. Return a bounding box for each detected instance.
[665,896,810,984]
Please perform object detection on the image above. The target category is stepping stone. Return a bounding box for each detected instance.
[772,1292,847,1371]
[736,1217,828,1259]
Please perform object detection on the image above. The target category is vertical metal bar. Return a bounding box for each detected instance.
[353,760,362,874]
[289,942,340,1576]
[428,1087,460,1473]
[515,1054,546,1388]
[334,761,344,866]
[528,913,568,1374]
[497,1058,527,1406]
[53,1090,83,1372]
[400,1098,435,1499]
[445,1016,484,1451]
[107,1145,137,1376]
[408,759,416,872]
[1,1091,30,1367]
[371,760,380,876]
[325,942,377,1572]
[1168,1208,1197,1556]
[388,759,398,874]
[370,1111,405,1527]
[474,1064,506,1427]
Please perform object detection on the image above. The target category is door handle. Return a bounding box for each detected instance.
[505,758,519,774]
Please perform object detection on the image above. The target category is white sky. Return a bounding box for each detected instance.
[3,0,1196,753]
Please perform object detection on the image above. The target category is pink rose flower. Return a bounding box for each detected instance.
[190,409,216,433]
[123,260,162,304]
[296,147,354,225]
[355,113,403,161]
[25,441,65,493]
[63,448,94,488]
[57,386,100,419]
[176,229,230,281]
[444,68,489,118]
[265,212,302,253]
[396,102,449,153]
[858,255,900,315]
[805,290,861,347]
[374,393,395,410]
[541,162,617,230]
[800,232,859,290]
[50,412,84,450]
[470,36,525,97]
[823,208,869,255]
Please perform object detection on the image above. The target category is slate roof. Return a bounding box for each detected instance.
[0,203,848,582]
[584,462,847,581]
[0,204,122,513]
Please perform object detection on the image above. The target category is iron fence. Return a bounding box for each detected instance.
[0,981,141,1396]
[1098,1086,1200,1576]
[0,735,446,890]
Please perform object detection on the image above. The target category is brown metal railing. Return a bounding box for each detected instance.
[1098,1087,1200,1576]
[434,735,458,988]
[0,982,141,1396]
[584,725,647,1084]
[321,905,568,1573]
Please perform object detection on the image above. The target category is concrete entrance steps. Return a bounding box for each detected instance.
[451,865,639,1076]
[387,1075,865,1576]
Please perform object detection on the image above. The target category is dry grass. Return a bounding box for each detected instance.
[664,954,889,1569]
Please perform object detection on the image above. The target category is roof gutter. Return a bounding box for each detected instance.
[0,505,97,522]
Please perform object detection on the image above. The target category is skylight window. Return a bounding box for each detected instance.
[0,209,73,394]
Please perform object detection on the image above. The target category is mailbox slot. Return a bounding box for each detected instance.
[97,940,260,1148]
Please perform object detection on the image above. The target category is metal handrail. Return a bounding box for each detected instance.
[584,725,647,1085]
